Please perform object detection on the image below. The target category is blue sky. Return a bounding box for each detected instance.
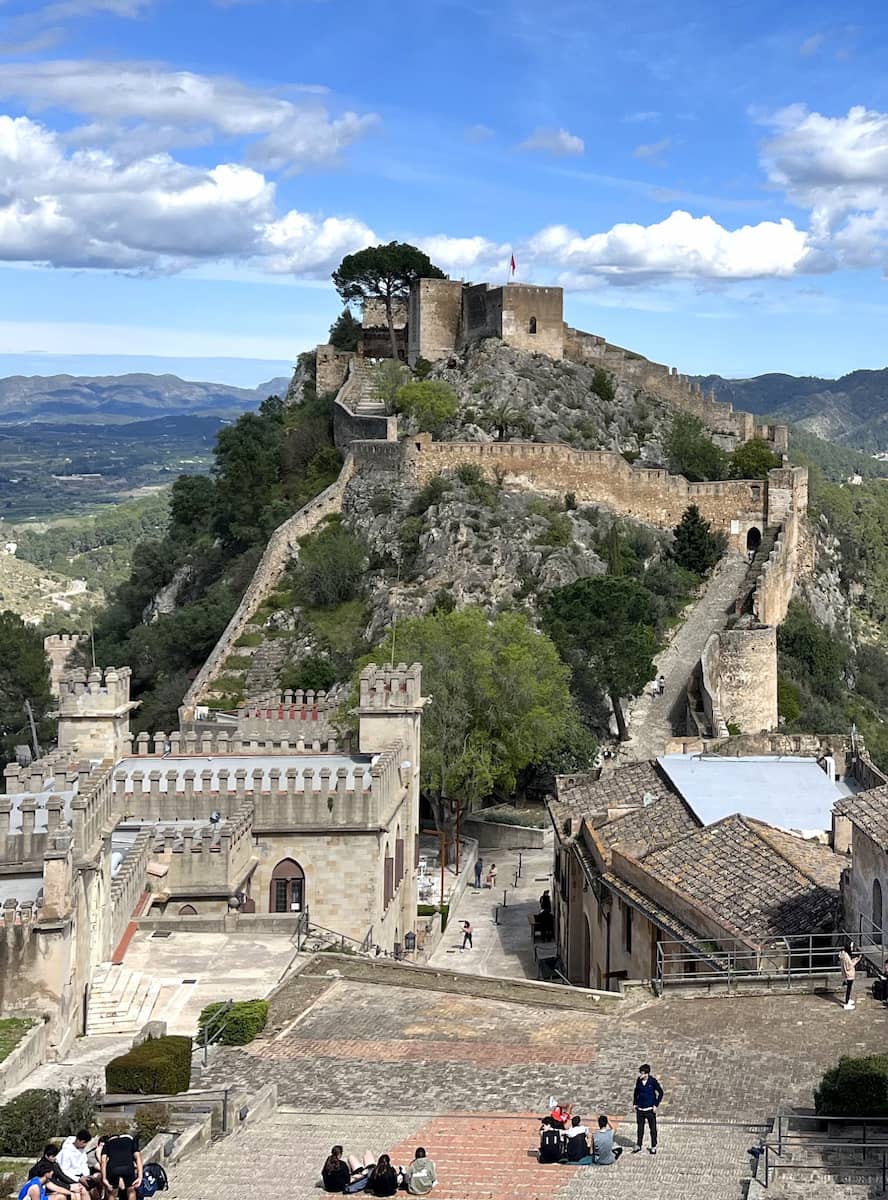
[2,0,888,383]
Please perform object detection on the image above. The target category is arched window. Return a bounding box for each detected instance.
[528,316,538,335]
[874,878,883,942]
[178,904,197,916]
[270,858,305,914]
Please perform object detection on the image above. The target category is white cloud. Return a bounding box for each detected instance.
[464,123,494,143]
[526,210,810,284]
[761,104,888,269]
[415,233,509,277]
[0,114,374,273]
[518,126,584,157]
[0,60,378,173]
[633,136,672,164]
[799,32,825,56]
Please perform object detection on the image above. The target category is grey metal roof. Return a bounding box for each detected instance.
[114,753,376,792]
[656,754,843,834]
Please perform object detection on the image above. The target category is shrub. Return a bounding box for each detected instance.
[290,522,367,608]
[133,1103,170,1145]
[455,463,484,487]
[223,655,252,671]
[672,504,727,576]
[279,655,337,694]
[815,1054,888,1117]
[564,492,577,511]
[59,1082,101,1136]
[413,357,433,380]
[369,489,394,516]
[0,1089,61,1156]
[407,475,448,516]
[197,1000,268,1046]
[591,366,616,403]
[105,1036,192,1096]
[541,513,572,548]
[394,380,459,435]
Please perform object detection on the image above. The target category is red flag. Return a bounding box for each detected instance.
[510,253,517,275]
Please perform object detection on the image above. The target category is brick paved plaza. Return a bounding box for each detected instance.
[162,975,888,1198]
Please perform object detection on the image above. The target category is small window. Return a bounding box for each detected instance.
[178,904,197,916]
[528,316,537,335]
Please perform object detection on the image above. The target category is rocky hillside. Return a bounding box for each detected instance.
[427,340,673,462]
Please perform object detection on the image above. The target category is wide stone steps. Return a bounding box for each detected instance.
[87,963,160,1034]
[349,363,386,415]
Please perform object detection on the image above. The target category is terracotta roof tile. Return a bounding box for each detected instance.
[835,786,888,851]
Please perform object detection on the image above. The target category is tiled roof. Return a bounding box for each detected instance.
[835,786,888,851]
[638,814,842,941]
[552,761,681,830]
[748,820,844,892]
[597,791,701,861]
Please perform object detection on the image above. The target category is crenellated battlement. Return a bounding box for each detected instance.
[359,663,424,712]
[124,729,347,756]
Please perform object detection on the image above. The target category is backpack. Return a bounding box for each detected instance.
[538,1127,563,1163]
[138,1163,169,1196]
[343,1174,370,1194]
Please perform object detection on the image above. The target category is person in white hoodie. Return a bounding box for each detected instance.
[404,1148,437,1195]
[56,1131,100,1197]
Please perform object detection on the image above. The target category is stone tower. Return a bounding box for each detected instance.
[57,667,138,759]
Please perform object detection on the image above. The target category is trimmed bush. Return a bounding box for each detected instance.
[133,1102,170,1144]
[105,1035,192,1096]
[197,999,268,1046]
[815,1054,888,1117]
[0,1089,61,1156]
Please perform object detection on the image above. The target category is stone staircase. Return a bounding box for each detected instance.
[86,963,160,1034]
[347,360,386,415]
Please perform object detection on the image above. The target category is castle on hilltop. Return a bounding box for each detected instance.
[319,277,788,458]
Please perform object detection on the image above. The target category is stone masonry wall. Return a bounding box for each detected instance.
[316,345,351,397]
[404,436,767,544]
[754,505,801,626]
[183,454,356,716]
[407,278,463,365]
[500,284,564,358]
[701,626,778,736]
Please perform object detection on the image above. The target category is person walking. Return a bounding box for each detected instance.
[839,940,862,1010]
[461,920,473,950]
[632,1063,664,1155]
[486,862,497,889]
[474,857,483,889]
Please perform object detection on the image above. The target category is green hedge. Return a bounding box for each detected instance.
[0,1089,60,1156]
[105,1035,192,1096]
[815,1054,888,1117]
[197,1000,268,1046]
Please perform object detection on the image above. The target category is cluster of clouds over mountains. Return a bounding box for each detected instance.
[3,54,888,289]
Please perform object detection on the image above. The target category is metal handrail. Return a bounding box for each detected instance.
[761,1139,888,1192]
[198,999,233,1066]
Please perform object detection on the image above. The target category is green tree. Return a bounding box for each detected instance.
[212,400,286,548]
[667,413,728,481]
[729,438,782,479]
[0,612,53,765]
[483,395,534,442]
[328,308,361,352]
[357,608,575,833]
[290,518,367,608]
[394,380,459,435]
[169,475,216,543]
[671,504,727,575]
[371,360,410,411]
[542,577,659,740]
[332,242,446,360]
[591,367,616,403]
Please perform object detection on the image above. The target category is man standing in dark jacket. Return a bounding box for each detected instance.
[632,1063,664,1154]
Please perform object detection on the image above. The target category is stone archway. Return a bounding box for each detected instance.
[746,526,762,555]
[269,858,305,914]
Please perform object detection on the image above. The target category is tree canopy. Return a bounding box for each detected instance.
[357,608,576,830]
[328,308,361,352]
[729,438,781,479]
[671,504,727,575]
[666,412,728,482]
[542,576,660,739]
[0,612,53,766]
[394,380,459,435]
[332,242,445,359]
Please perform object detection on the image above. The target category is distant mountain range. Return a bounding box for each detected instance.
[698,368,888,453]
[0,372,290,424]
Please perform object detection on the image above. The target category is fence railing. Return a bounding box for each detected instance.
[656,929,885,990]
[754,1113,888,1191]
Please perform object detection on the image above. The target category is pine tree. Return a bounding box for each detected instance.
[672,504,727,575]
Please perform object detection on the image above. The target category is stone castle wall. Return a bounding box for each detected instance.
[753,504,801,627]
[44,634,86,697]
[183,454,356,715]
[563,326,788,455]
[402,435,793,547]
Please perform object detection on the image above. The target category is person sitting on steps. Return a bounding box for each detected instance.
[403,1148,436,1195]
[367,1154,399,1196]
[564,1116,593,1164]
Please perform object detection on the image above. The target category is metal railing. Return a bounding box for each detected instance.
[198,999,233,1066]
[753,1113,888,1190]
[656,929,885,990]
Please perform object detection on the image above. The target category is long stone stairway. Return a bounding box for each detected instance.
[348,360,386,415]
[86,962,160,1035]
[616,553,751,763]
